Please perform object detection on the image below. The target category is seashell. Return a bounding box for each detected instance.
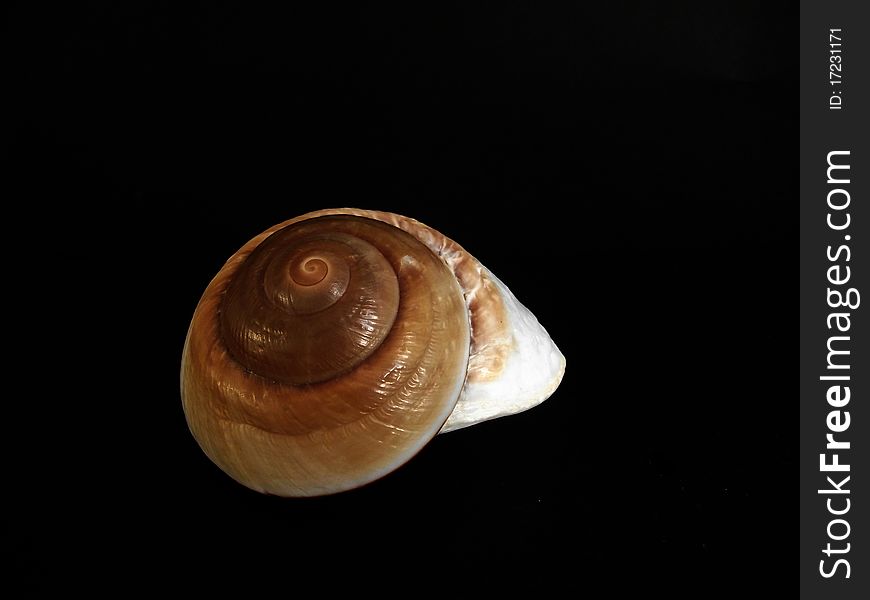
[181,208,565,496]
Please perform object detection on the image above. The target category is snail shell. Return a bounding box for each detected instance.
[181,208,565,496]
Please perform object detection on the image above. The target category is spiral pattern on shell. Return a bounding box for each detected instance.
[181,214,471,496]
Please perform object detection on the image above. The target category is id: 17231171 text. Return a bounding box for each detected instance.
[829,28,844,110]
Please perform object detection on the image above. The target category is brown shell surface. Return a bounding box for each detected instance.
[181,213,471,496]
[271,208,512,382]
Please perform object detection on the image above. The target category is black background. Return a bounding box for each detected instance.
[8,1,794,593]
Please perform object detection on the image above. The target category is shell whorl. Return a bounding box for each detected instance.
[182,214,471,496]
[219,221,401,386]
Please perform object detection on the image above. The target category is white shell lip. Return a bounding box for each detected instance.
[440,268,566,433]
